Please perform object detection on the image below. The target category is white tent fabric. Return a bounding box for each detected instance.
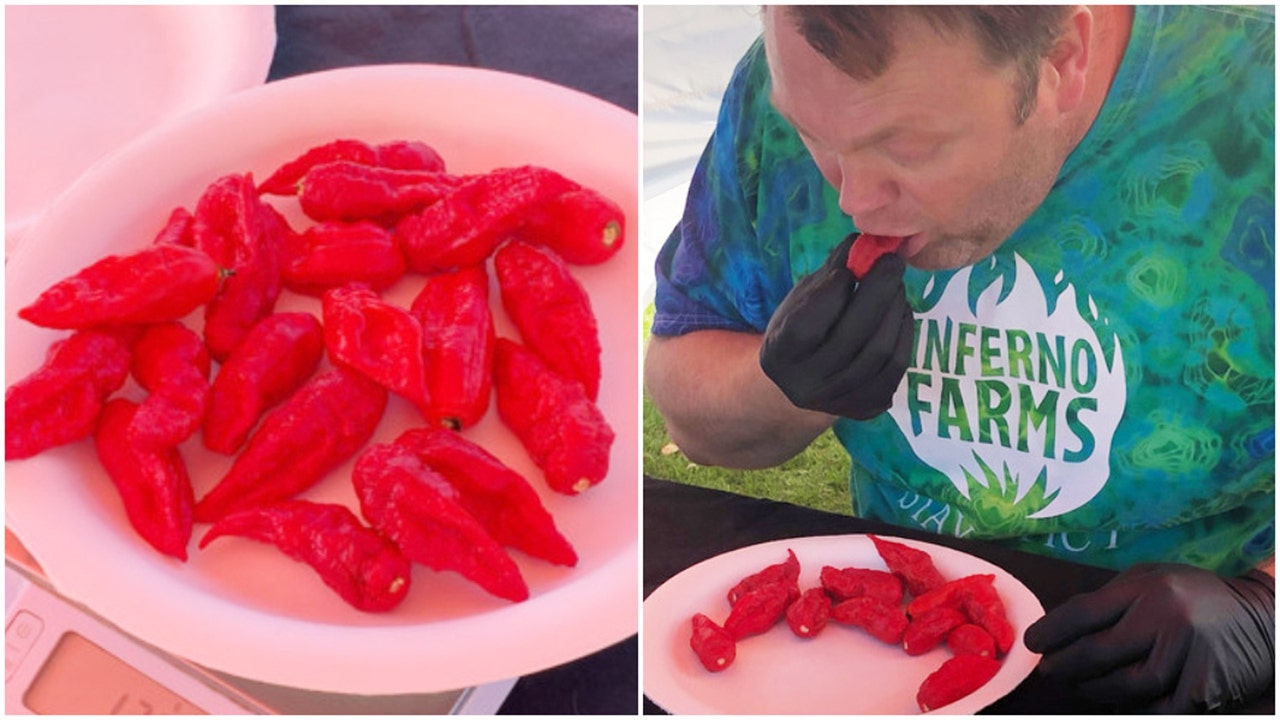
[641,5,762,303]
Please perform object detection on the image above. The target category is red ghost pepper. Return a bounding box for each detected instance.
[902,606,969,656]
[17,244,220,330]
[200,499,412,613]
[202,312,325,455]
[916,654,1002,712]
[515,187,626,265]
[948,623,998,658]
[353,442,529,602]
[831,596,910,645]
[322,283,431,414]
[151,206,195,247]
[690,613,737,672]
[395,165,579,272]
[188,173,285,361]
[392,427,577,566]
[408,265,494,430]
[494,239,601,400]
[869,534,948,597]
[281,219,407,296]
[819,565,905,606]
[727,549,801,606]
[259,138,446,196]
[259,139,380,195]
[5,328,135,460]
[298,161,463,225]
[786,587,833,638]
[493,338,613,495]
[194,367,387,523]
[95,399,195,560]
[128,322,211,448]
[724,581,793,639]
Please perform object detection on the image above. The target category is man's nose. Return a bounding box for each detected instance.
[837,157,898,219]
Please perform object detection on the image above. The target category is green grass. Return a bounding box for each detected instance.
[641,302,854,516]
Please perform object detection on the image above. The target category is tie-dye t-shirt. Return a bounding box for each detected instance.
[652,6,1274,575]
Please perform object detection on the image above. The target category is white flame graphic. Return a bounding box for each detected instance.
[889,254,1126,519]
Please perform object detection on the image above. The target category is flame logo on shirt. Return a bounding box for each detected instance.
[888,254,1126,519]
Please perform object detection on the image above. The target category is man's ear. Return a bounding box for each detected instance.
[1043,6,1092,114]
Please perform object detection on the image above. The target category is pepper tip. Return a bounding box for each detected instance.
[601,221,621,246]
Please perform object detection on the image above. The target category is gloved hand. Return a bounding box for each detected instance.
[1024,562,1275,713]
[759,233,913,420]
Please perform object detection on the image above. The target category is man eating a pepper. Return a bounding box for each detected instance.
[645,5,1274,712]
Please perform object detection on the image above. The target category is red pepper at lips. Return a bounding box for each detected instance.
[193,367,387,524]
[845,233,904,280]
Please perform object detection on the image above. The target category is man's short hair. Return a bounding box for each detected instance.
[784,5,1074,124]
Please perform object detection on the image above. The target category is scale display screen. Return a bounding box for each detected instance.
[24,631,205,715]
[5,553,514,715]
[5,561,265,715]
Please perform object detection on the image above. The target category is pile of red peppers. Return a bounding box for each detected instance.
[6,137,625,613]
[688,535,1014,713]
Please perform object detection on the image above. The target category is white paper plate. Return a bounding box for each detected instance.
[5,64,639,695]
[644,534,1044,715]
[5,5,277,254]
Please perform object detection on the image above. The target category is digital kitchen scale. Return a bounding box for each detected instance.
[5,558,516,714]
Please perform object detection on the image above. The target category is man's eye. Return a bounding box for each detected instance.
[885,138,940,164]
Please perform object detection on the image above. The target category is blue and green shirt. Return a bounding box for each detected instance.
[652,6,1275,575]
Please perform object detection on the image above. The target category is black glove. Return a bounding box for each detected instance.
[1024,562,1275,713]
[759,234,913,420]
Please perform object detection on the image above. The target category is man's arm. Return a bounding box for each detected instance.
[644,330,835,469]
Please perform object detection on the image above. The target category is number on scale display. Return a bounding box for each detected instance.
[23,632,205,714]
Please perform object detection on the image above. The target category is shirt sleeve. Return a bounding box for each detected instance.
[651,38,858,337]
[651,40,786,337]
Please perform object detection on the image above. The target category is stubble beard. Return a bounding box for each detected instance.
[908,121,1065,272]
